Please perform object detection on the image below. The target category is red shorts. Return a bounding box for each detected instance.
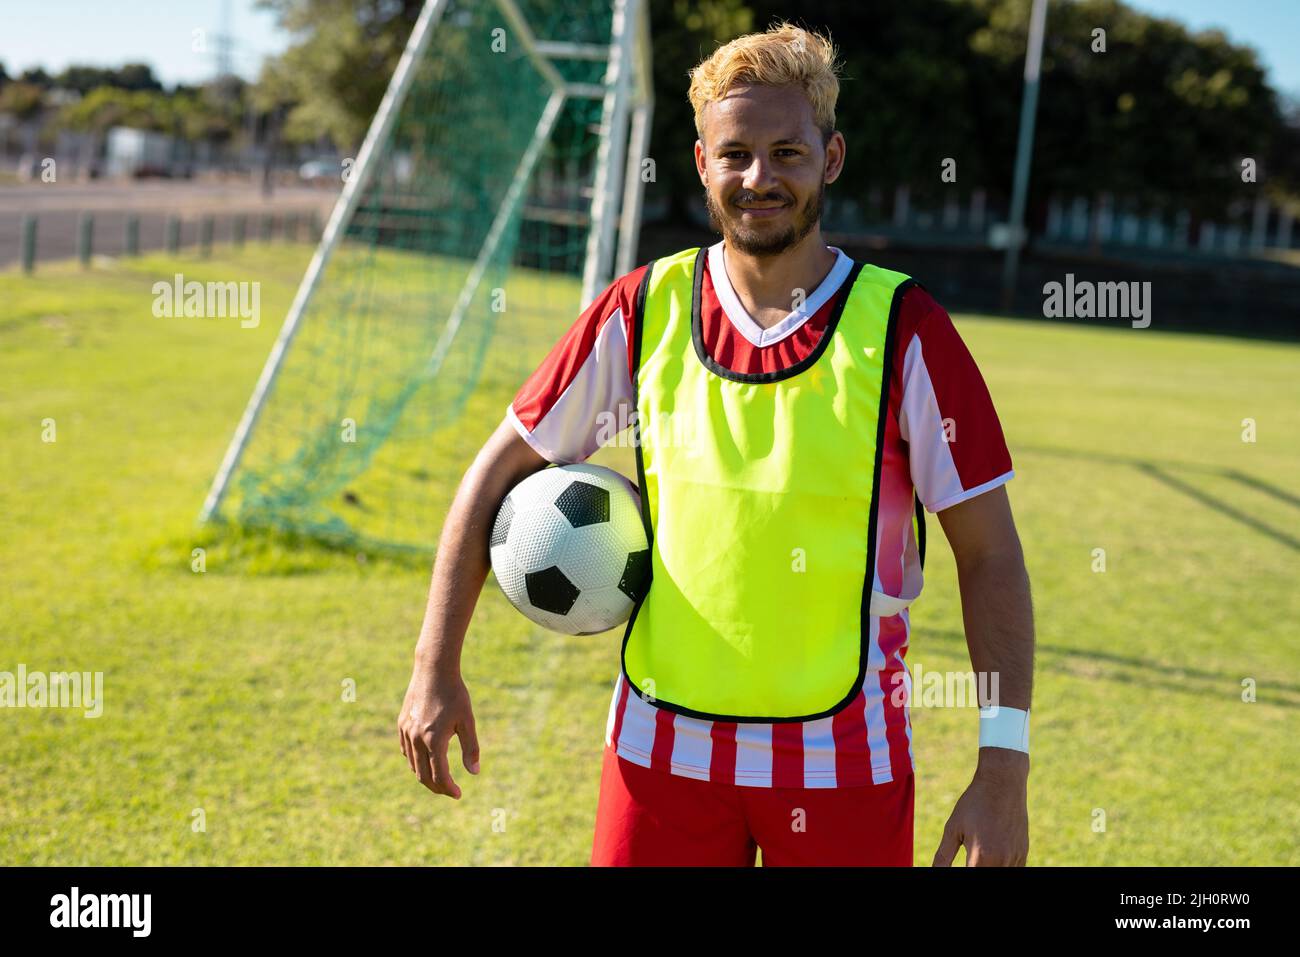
[591,745,914,866]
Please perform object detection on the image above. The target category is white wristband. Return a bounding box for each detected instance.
[978,706,1030,753]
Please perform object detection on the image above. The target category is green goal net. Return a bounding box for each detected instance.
[201,0,651,554]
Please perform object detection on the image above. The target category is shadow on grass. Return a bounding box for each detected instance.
[1018,445,1300,551]
[918,628,1300,709]
[137,518,434,577]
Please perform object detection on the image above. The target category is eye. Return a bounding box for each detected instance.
[722,150,748,160]
[776,148,800,157]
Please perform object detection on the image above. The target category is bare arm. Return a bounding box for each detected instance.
[941,484,1034,716]
[398,415,549,798]
[931,485,1035,865]
[412,416,549,674]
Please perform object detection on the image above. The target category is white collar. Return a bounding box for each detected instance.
[707,240,853,348]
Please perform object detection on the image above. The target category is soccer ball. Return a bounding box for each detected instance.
[489,464,650,635]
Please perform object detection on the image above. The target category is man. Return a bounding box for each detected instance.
[399,21,1034,867]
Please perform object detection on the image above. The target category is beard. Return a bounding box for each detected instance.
[705,179,825,257]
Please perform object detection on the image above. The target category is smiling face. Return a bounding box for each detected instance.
[695,83,845,258]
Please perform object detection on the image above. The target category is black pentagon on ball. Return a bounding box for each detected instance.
[526,565,581,615]
[554,480,609,528]
[618,549,651,603]
[489,495,514,547]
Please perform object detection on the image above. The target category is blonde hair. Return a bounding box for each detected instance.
[688,22,841,141]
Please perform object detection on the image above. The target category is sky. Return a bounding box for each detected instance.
[1125,0,1300,96]
[0,0,291,87]
[0,0,1297,96]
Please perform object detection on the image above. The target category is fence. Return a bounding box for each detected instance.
[11,208,327,274]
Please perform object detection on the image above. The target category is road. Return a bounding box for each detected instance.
[0,180,338,268]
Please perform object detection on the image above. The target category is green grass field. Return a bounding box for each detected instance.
[2,244,1297,865]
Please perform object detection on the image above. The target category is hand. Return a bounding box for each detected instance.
[398,665,480,799]
[932,748,1029,866]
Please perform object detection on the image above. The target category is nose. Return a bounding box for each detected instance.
[741,155,779,196]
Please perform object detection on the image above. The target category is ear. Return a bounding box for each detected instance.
[694,138,708,186]
[823,130,846,185]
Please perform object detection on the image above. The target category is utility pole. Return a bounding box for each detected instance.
[215,0,236,80]
[1000,0,1049,311]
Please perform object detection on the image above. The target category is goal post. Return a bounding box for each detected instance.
[199,0,653,553]
[199,0,452,527]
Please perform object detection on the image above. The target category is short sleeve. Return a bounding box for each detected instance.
[507,266,646,463]
[894,289,1014,512]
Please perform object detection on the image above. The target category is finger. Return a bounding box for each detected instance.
[429,734,461,799]
[404,727,421,776]
[932,824,962,867]
[410,735,436,789]
[400,725,409,761]
[458,714,481,775]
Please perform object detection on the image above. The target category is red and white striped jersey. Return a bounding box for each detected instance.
[509,241,1014,788]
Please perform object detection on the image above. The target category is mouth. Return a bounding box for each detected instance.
[734,203,790,219]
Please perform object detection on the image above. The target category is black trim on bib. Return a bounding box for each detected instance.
[620,248,920,724]
[689,246,869,385]
[618,260,658,695]
[629,260,657,554]
[855,277,920,723]
[915,494,927,568]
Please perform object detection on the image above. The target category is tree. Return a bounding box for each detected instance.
[742,0,1004,214]
[0,82,46,122]
[18,67,53,89]
[58,88,172,134]
[254,0,424,151]
[242,0,1296,227]
[969,0,1288,223]
[114,63,165,93]
[54,63,164,95]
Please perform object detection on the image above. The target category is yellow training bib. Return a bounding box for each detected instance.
[621,247,916,722]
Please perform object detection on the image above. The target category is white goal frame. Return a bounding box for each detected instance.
[200,0,653,524]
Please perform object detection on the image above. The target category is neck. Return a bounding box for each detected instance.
[722,228,838,328]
